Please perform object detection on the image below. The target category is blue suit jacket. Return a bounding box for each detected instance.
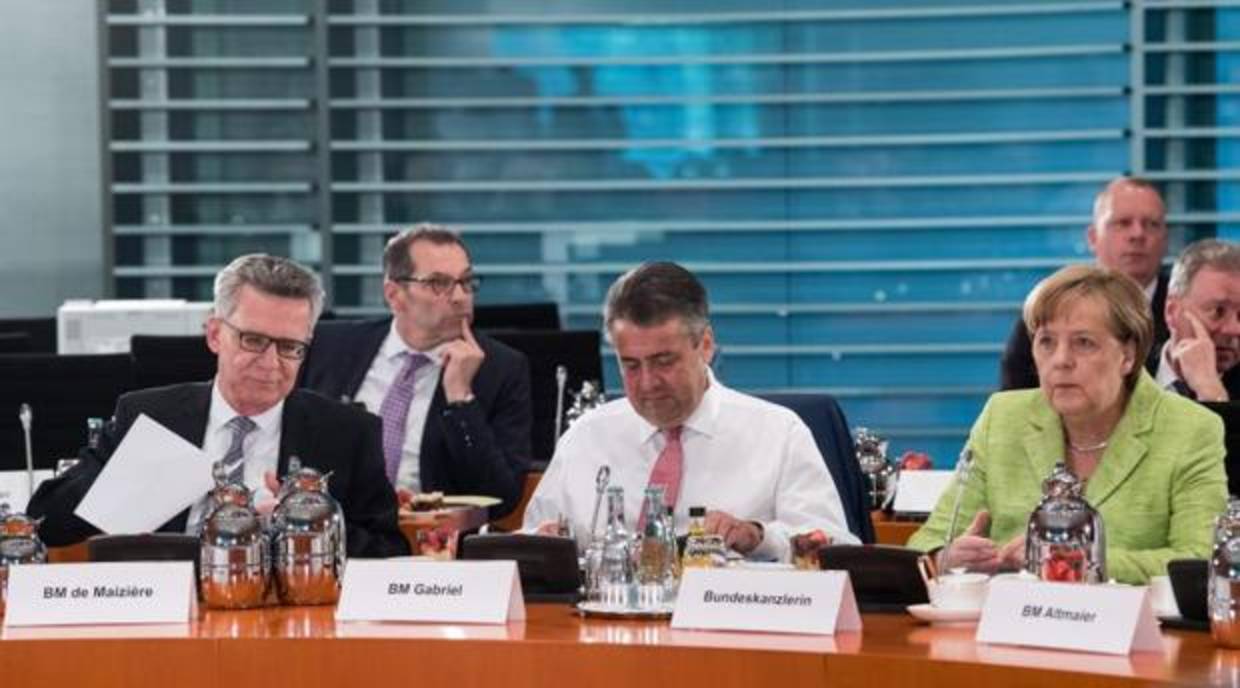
[298,318,533,517]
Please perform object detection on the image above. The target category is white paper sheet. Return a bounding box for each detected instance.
[893,470,955,514]
[74,414,214,534]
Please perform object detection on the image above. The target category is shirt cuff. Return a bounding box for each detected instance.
[747,522,789,562]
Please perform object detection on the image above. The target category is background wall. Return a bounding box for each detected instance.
[0,2,105,317]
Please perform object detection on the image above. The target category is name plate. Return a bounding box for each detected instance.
[671,568,861,635]
[335,560,525,624]
[4,562,195,627]
[976,577,1162,655]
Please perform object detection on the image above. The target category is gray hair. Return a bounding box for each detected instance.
[1169,238,1240,297]
[603,261,709,343]
[213,254,325,325]
[1091,176,1165,225]
[382,223,471,280]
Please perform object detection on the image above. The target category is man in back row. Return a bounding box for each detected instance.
[299,225,532,517]
[29,254,408,558]
[1157,238,1240,402]
[1001,176,1170,389]
[524,261,857,560]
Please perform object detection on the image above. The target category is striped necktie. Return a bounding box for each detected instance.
[221,415,258,486]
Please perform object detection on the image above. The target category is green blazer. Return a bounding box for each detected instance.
[907,371,1227,584]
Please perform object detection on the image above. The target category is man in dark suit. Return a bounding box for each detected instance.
[299,225,532,518]
[1156,238,1240,496]
[1000,177,1171,390]
[1156,239,1240,402]
[28,254,408,558]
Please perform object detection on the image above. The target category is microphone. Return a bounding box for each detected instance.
[18,404,33,498]
[939,447,975,577]
[587,465,611,541]
[553,364,568,441]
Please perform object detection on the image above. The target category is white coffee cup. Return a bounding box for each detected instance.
[1149,575,1180,618]
[928,572,989,610]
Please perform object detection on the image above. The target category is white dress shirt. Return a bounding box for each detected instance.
[1155,341,1183,392]
[523,372,858,562]
[185,381,283,533]
[353,322,447,492]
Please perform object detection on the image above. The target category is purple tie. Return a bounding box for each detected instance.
[379,352,431,483]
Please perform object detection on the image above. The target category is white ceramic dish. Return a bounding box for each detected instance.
[907,603,981,625]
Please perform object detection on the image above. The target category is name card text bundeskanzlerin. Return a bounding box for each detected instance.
[671,568,861,635]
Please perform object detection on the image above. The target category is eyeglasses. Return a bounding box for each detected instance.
[219,320,310,361]
[393,274,482,296]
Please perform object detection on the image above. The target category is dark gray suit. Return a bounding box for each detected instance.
[27,384,409,559]
[298,318,532,518]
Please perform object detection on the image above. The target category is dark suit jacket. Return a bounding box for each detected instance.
[27,384,409,559]
[1000,271,1170,390]
[298,318,532,517]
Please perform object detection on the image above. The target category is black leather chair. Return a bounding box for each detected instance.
[474,303,560,331]
[86,533,201,579]
[0,331,32,354]
[487,329,604,464]
[459,533,580,603]
[0,353,136,470]
[759,393,875,544]
[0,317,56,353]
[130,335,216,389]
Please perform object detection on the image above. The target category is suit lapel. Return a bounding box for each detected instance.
[164,384,212,533]
[278,390,309,476]
[1085,375,1156,507]
[345,319,390,399]
[419,379,447,490]
[1023,392,1066,487]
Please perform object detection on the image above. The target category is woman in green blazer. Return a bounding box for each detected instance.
[908,265,1227,584]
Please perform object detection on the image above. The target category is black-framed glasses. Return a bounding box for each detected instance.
[393,273,482,296]
[219,320,310,361]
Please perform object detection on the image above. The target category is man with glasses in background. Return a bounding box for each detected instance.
[29,254,408,558]
[299,224,532,518]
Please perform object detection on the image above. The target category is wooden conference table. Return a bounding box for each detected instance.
[1,602,1237,687]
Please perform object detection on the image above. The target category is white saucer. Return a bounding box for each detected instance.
[907,603,982,624]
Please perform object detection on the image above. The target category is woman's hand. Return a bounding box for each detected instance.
[997,533,1028,571]
[937,510,1002,573]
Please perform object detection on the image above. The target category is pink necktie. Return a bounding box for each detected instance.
[641,427,684,528]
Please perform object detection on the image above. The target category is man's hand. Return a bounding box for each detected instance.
[703,510,763,555]
[937,510,1001,573]
[441,320,485,402]
[1171,311,1229,401]
[254,470,281,516]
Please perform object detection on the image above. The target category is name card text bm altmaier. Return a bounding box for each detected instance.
[671,568,861,635]
[335,560,525,624]
[976,577,1162,655]
[4,561,195,627]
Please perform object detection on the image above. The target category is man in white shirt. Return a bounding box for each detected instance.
[1156,239,1240,402]
[524,261,857,561]
[1000,177,1171,389]
[300,225,532,516]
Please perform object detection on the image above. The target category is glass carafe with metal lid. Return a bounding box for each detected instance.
[854,427,897,510]
[270,457,345,605]
[0,504,47,616]
[199,462,270,609]
[1209,499,1240,647]
[1024,462,1106,583]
